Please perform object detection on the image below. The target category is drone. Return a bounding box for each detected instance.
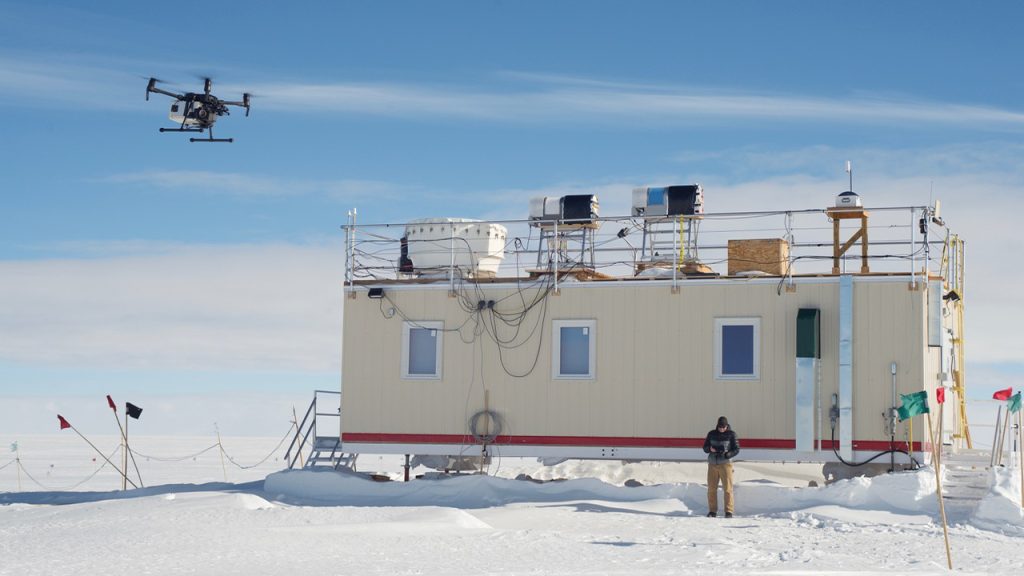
[145,77,250,143]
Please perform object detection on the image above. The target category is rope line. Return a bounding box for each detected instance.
[5,431,298,491]
[219,426,293,470]
[16,446,120,491]
[131,443,220,462]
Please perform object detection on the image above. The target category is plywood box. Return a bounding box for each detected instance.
[728,238,789,276]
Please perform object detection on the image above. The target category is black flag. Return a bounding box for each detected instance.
[126,402,143,419]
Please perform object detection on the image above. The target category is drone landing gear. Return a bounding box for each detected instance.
[158,126,232,142]
[189,126,232,143]
[190,136,233,143]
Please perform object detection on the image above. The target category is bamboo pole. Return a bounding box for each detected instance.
[65,420,137,489]
[1018,410,1023,510]
[123,413,130,490]
[992,407,1004,468]
[124,413,144,488]
[998,410,1012,467]
[927,412,953,570]
[107,402,129,491]
[909,418,914,463]
[122,419,128,491]
[15,444,22,492]
[291,406,305,468]
[216,425,228,482]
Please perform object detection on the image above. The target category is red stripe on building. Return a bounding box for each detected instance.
[342,433,924,452]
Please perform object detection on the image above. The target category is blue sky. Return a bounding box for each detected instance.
[2,1,1023,435]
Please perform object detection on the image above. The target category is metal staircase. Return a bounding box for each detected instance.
[285,390,357,470]
[939,448,992,522]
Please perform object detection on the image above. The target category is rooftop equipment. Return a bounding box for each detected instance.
[632,184,706,272]
[728,238,790,276]
[529,194,599,226]
[402,218,507,277]
[528,194,600,270]
[528,196,561,224]
[632,185,704,218]
[836,190,862,208]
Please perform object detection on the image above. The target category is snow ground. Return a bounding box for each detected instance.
[1,435,1023,575]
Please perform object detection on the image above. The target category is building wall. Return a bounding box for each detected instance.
[341,276,928,448]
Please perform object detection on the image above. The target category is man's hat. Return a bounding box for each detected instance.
[717,416,729,428]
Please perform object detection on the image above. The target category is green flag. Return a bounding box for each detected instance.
[897,391,930,421]
[1008,392,1022,414]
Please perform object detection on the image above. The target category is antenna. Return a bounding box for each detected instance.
[845,160,853,192]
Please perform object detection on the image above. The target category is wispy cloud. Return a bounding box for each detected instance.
[246,79,1024,130]
[0,242,344,373]
[4,52,1024,130]
[674,142,1024,182]
[0,54,147,110]
[99,170,413,201]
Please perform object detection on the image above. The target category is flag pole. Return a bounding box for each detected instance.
[106,396,129,490]
[1018,410,1023,510]
[62,417,137,489]
[124,411,144,488]
[291,406,305,467]
[121,415,127,491]
[15,443,22,492]
[123,412,128,490]
[1003,409,1011,463]
[215,424,227,482]
[909,418,914,464]
[927,411,953,570]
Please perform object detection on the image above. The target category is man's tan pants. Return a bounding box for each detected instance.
[707,461,734,515]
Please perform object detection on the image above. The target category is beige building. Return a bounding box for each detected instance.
[337,198,966,465]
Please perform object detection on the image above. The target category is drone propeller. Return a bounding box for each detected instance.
[242,93,251,116]
[203,77,212,95]
[144,77,184,101]
[145,77,160,101]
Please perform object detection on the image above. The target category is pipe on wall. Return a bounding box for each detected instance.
[839,274,854,461]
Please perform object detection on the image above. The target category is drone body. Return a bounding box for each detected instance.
[146,77,250,143]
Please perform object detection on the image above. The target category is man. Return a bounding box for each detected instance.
[703,416,740,518]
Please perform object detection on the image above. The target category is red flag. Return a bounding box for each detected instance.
[936,387,946,404]
[106,394,117,411]
[58,415,71,430]
[993,387,1014,401]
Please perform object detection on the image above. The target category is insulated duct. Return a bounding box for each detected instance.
[838,275,854,460]
[795,308,820,452]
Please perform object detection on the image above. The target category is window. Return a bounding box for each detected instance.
[401,321,443,379]
[552,320,596,379]
[714,317,760,380]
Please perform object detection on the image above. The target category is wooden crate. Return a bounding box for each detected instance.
[728,238,790,276]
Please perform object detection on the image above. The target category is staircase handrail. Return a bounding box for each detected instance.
[285,390,342,469]
[286,396,317,469]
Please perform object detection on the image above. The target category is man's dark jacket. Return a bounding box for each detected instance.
[702,427,740,465]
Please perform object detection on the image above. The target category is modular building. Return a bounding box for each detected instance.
[332,190,968,467]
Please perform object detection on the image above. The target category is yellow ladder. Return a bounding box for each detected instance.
[941,235,971,448]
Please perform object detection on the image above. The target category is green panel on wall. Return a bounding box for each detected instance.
[797,308,820,359]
